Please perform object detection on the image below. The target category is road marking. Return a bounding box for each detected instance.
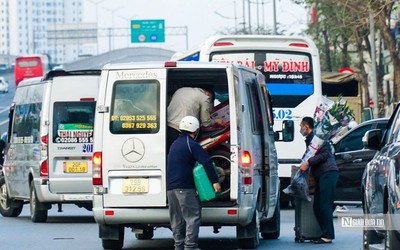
[0,119,8,126]
[0,107,9,127]
[0,107,9,114]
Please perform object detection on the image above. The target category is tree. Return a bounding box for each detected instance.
[295,0,399,114]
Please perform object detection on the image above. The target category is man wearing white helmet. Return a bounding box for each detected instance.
[167,116,221,250]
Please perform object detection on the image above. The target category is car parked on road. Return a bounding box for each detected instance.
[0,76,9,93]
[362,104,400,249]
[331,118,388,205]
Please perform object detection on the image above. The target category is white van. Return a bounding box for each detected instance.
[92,61,284,249]
[0,70,100,222]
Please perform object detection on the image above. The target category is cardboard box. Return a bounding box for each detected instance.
[211,100,229,123]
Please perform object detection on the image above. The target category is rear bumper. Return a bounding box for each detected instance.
[35,181,92,203]
[93,195,253,227]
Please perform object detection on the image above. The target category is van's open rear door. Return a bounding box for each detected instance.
[102,69,167,207]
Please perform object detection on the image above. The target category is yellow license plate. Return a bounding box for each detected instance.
[122,178,149,193]
[63,161,88,173]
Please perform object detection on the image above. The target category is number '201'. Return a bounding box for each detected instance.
[83,144,93,153]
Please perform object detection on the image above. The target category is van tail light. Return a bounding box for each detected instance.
[289,42,309,48]
[164,61,177,67]
[40,135,48,178]
[213,42,234,47]
[241,151,253,192]
[92,151,103,185]
[40,160,48,177]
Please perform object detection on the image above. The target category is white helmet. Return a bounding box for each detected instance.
[179,116,200,132]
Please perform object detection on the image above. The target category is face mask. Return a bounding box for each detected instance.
[300,128,308,137]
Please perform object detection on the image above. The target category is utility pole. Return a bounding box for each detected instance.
[272,0,277,35]
[369,10,378,118]
[247,0,252,34]
[86,0,107,54]
[242,0,246,33]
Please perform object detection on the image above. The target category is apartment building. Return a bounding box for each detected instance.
[0,0,84,64]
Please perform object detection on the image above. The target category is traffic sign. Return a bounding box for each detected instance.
[131,19,165,43]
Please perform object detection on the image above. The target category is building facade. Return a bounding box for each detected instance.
[0,0,84,64]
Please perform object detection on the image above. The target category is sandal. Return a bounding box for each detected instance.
[312,238,332,244]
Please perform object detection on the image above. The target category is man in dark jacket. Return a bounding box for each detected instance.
[299,116,339,244]
[167,116,221,250]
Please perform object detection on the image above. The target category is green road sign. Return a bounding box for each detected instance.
[131,19,165,43]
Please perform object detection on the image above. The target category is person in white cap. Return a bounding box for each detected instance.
[167,116,221,250]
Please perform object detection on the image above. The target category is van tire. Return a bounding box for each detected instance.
[102,226,124,249]
[0,177,23,217]
[30,181,48,223]
[237,207,260,249]
[261,198,280,239]
[135,227,154,240]
[209,148,231,199]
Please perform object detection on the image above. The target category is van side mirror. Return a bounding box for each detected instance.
[362,129,382,150]
[274,120,294,142]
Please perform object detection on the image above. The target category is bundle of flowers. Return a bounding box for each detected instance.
[302,95,355,162]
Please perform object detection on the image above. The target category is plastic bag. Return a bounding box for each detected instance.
[283,170,311,201]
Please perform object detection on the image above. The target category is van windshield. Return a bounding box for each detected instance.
[110,80,160,134]
[53,102,95,143]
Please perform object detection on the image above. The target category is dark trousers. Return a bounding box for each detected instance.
[313,170,339,239]
[167,189,201,250]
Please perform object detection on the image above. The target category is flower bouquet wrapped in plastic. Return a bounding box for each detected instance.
[302,95,355,162]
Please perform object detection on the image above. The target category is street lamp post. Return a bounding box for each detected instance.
[86,0,107,54]
[102,6,124,51]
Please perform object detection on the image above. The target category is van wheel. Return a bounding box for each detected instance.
[102,226,124,249]
[209,148,231,199]
[261,198,280,239]
[0,177,23,217]
[237,207,260,249]
[135,227,154,240]
[30,181,48,223]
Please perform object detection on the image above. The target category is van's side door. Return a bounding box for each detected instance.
[255,75,279,216]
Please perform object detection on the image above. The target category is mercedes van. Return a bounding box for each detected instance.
[92,61,282,249]
[0,70,100,222]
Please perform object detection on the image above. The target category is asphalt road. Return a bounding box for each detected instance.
[0,204,364,250]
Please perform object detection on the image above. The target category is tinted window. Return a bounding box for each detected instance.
[246,79,263,134]
[53,101,95,143]
[110,80,159,134]
[12,103,41,143]
[388,113,400,144]
[336,124,374,152]
[17,59,40,68]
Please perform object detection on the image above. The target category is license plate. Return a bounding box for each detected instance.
[122,178,149,193]
[63,161,88,173]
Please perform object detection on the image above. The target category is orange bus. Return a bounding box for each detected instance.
[14,55,49,86]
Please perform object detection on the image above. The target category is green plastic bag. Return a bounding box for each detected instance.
[193,162,219,202]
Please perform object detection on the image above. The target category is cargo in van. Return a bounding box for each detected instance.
[92,61,281,249]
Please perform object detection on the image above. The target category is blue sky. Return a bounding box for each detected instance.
[84,0,308,53]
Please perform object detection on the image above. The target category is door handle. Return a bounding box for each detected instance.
[353,158,362,163]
